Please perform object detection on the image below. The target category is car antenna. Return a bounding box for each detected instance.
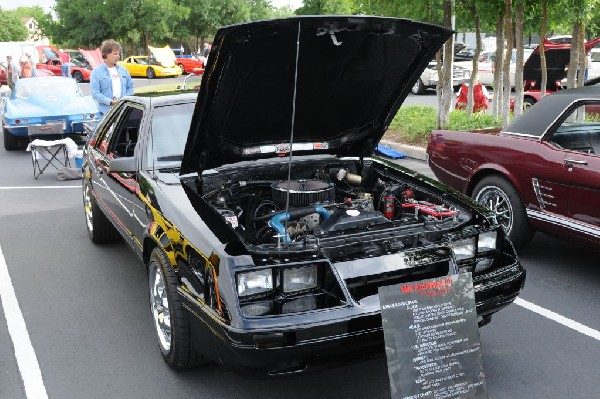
[282,20,302,244]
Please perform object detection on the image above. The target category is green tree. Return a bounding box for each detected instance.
[182,0,250,53]
[104,0,190,54]
[249,0,272,20]
[0,9,29,41]
[296,0,355,15]
[52,0,112,47]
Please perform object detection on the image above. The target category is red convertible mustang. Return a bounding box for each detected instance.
[83,17,524,377]
[427,86,600,249]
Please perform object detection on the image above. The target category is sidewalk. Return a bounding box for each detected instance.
[378,140,435,180]
[379,139,426,161]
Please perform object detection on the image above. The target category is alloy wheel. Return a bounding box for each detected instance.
[149,261,171,352]
[475,186,513,233]
[83,183,93,235]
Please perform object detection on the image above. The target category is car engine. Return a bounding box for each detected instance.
[198,157,472,260]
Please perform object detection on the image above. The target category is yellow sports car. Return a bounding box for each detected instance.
[119,47,182,78]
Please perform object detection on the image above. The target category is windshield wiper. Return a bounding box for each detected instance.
[156,155,183,161]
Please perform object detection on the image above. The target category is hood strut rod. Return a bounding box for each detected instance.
[280,21,302,248]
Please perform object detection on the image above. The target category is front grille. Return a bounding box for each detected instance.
[345,260,451,303]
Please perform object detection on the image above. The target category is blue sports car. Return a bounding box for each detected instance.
[1,76,100,150]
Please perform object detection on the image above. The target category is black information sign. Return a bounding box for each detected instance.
[379,273,487,399]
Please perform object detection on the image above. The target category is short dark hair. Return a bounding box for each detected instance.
[100,39,122,59]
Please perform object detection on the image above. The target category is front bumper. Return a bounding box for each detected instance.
[181,250,525,378]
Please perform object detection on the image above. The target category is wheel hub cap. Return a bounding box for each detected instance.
[476,186,513,233]
[149,263,171,352]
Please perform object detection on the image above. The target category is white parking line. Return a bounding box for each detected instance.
[0,186,81,190]
[0,245,48,399]
[515,297,600,341]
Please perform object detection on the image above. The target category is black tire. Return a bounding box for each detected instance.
[148,247,210,369]
[411,78,425,95]
[146,67,156,79]
[177,63,185,74]
[3,125,19,151]
[472,175,535,249]
[523,97,536,111]
[83,180,120,243]
[72,70,84,83]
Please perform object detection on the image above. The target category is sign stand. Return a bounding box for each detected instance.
[379,273,488,399]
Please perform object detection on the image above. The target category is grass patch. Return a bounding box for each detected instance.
[383,106,502,147]
[134,82,183,94]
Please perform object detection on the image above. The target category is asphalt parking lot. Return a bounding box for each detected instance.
[1,110,599,398]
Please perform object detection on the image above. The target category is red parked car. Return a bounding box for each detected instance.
[520,38,600,109]
[35,45,93,82]
[175,57,204,75]
[427,86,600,249]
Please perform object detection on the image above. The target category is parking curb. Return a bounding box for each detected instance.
[379,139,427,161]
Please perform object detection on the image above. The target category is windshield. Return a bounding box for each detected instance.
[14,78,82,99]
[149,102,196,167]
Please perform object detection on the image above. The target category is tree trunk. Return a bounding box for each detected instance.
[501,0,513,127]
[566,23,579,88]
[540,0,548,98]
[466,0,482,117]
[493,16,505,118]
[437,0,454,129]
[577,22,586,87]
[513,0,524,117]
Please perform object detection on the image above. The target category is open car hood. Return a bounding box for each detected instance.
[35,45,64,63]
[181,16,452,175]
[148,45,177,67]
[523,37,600,89]
[79,48,102,69]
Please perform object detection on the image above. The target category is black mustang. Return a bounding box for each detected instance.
[83,16,525,377]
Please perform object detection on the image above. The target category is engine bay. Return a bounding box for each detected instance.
[198,157,472,258]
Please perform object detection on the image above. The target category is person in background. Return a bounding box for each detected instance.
[90,39,134,115]
[60,51,71,77]
[455,75,490,113]
[585,53,592,81]
[19,55,32,78]
[6,55,20,90]
[27,53,37,77]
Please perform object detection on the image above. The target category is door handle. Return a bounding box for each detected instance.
[564,159,587,165]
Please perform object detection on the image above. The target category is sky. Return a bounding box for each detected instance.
[3,0,303,12]
[3,0,55,12]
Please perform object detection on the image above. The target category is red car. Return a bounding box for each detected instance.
[35,58,92,83]
[35,45,93,82]
[519,38,600,109]
[427,86,600,249]
[175,57,204,74]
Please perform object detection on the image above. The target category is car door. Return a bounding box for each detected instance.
[88,102,145,251]
[130,58,145,77]
[546,101,600,234]
[121,58,137,77]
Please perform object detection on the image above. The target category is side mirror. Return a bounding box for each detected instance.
[109,156,136,173]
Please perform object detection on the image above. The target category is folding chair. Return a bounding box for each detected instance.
[26,123,71,179]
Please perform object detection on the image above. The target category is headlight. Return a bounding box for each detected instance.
[237,269,273,297]
[451,236,477,261]
[478,230,497,253]
[283,265,318,293]
[240,301,272,317]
